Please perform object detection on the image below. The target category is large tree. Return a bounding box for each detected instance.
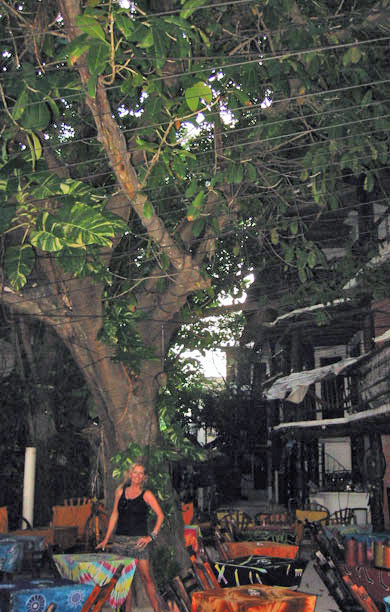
[0,0,389,513]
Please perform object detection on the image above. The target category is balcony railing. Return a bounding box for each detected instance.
[357,344,390,410]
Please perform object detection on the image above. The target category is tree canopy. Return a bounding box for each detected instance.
[0,0,389,506]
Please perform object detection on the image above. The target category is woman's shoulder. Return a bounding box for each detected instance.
[115,484,125,497]
[142,488,154,499]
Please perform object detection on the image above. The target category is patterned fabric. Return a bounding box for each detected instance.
[212,555,308,589]
[53,553,137,609]
[224,542,299,560]
[0,539,24,574]
[112,535,150,561]
[0,577,93,612]
[191,583,317,612]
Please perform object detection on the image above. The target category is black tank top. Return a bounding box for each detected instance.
[116,488,149,536]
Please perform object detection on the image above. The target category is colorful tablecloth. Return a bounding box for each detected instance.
[0,539,24,574]
[224,542,299,560]
[191,583,316,612]
[212,555,308,589]
[53,552,138,609]
[184,525,202,553]
[0,577,93,612]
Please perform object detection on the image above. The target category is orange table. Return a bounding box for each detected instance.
[224,542,299,559]
[191,584,316,612]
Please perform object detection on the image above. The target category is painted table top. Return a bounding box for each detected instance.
[54,552,138,609]
[0,539,24,574]
[212,555,308,589]
[191,583,316,612]
[0,577,93,612]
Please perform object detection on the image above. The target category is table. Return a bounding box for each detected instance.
[0,538,24,574]
[223,542,299,560]
[10,526,78,550]
[185,525,202,553]
[191,583,317,612]
[54,552,138,609]
[237,529,296,546]
[0,577,93,612]
[212,555,308,589]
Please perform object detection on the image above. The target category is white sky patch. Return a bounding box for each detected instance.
[184,273,254,378]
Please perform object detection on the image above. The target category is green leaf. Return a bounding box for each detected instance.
[350,46,362,64]
[30,211,65,252]
[192,190,205,209]
[143,200,154,219]
[232,164,243,184]
[185,81,212,112]
[87,74,98,98]
[308,250,316,269]
[87,40,110,75]
[115,13,136,38]
[271,228,279,245]
[191,217,205,237]
[0,202,15,233]
[55,203,120,247]
[180,0,205,19]
[298,266,307,283]
[185,182,198,198]
[153,27,167,70]
[137,29,154,49]
[290,219,298,235]
[21,99,51,130]
[4,244,35,290]
[364,172,374,193]
[30,229,65,252]
[12,89,28,121]
[56,247,86,275]
[246,163,257,181]
[76,15,106,42]
[64,33,90,65]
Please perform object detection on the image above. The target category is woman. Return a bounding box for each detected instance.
[97,462,165,612]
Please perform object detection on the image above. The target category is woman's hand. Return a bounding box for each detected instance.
[136,536,152,550]
[96,539,108,551]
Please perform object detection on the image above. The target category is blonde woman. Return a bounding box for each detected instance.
[97,462,164,612]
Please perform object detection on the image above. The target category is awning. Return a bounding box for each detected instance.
[272,403,390,437]
[264,355,366,404]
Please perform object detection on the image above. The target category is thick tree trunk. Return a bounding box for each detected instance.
[52,317,162,506]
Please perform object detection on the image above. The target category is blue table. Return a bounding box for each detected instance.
[0,577,94,612]
[0,539,24,574]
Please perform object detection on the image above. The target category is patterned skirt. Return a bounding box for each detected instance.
[111,534,151,560]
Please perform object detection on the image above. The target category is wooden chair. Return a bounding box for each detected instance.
[80,563,124,612]
[213,525,229,560]
[169,568,203,612]
[52,498,93,540]
[328,508,356,526]
[189,554,220,590]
